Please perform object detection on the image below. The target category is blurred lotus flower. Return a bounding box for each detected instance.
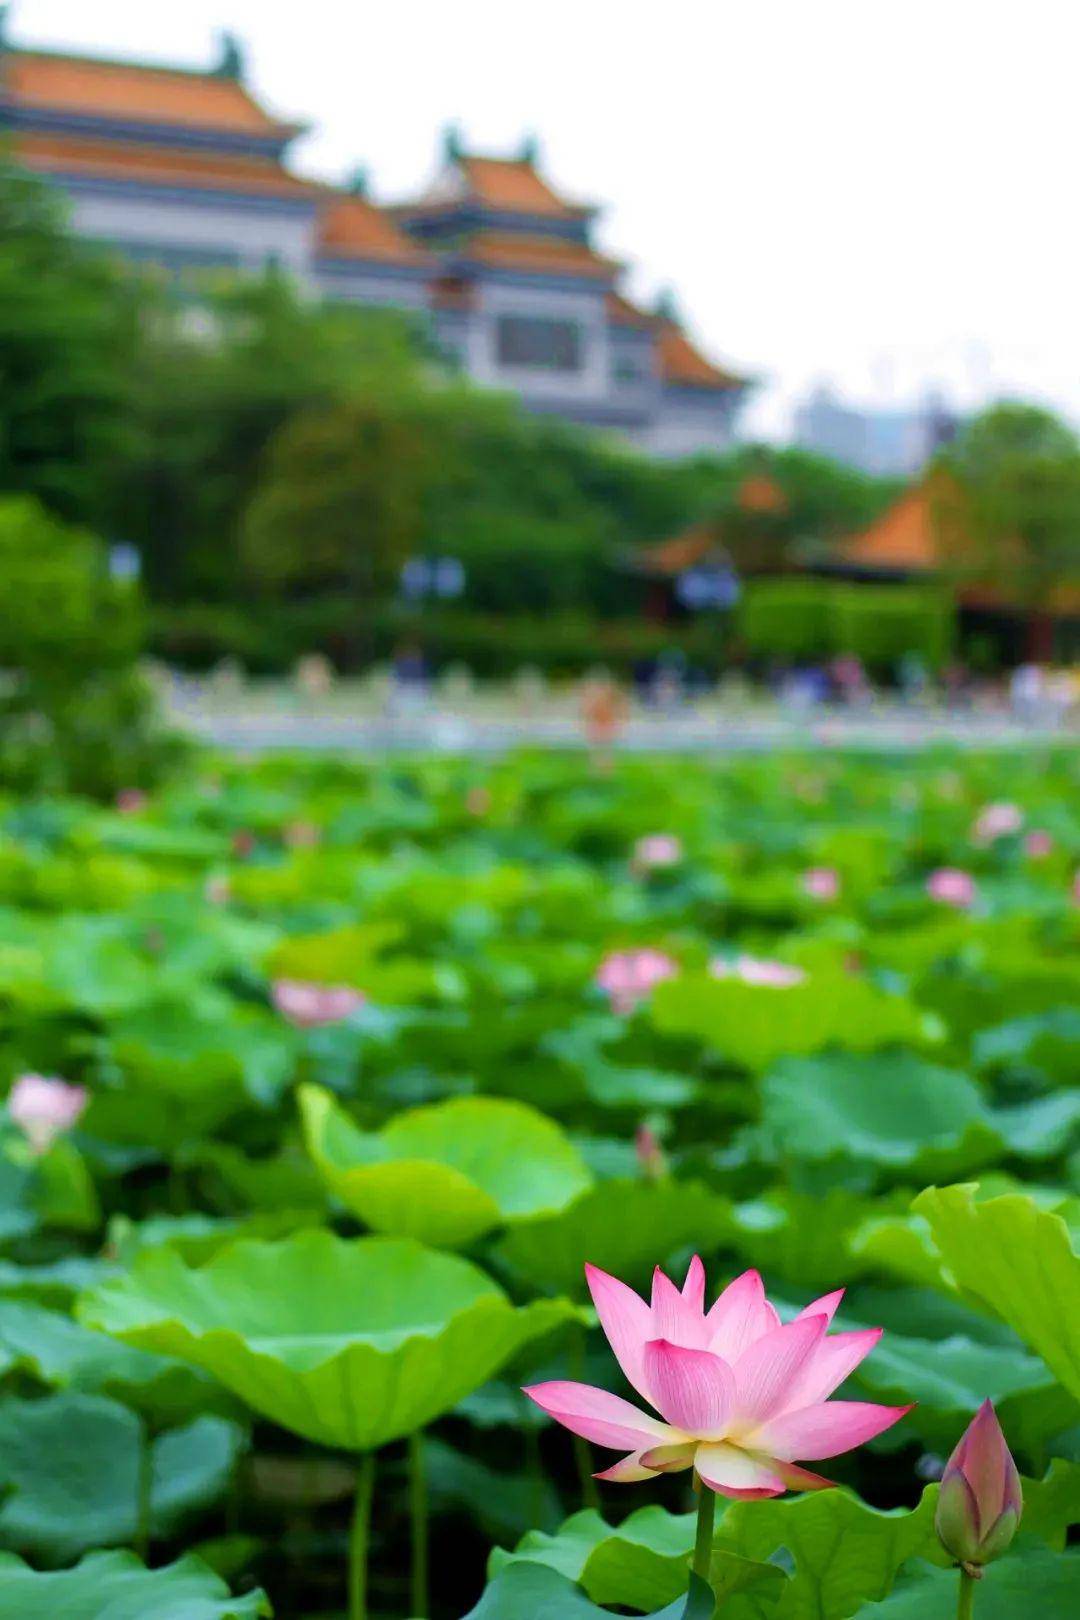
[232,830,256,859]
[204,874,231,906]
[803,866,839,901]
[7,1074,87,1154]
[595,950,678,1015]
[710,954,806,988]
[465,786,492,817]
[633,834,683,872]
[634,1124,667,1181]
[1073,872,1080,907]
[115,788,148,814]
[927,868,976,908]
[283,820,321,849]
[973,802,1023,844]
[525,1260,910,1497]
[271,980,365,1029]
[1024,830,1053,859]
[935,1400,1022,1569]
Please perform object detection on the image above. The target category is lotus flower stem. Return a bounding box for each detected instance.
[957,1567,977,1619]
[569,1322,600,1509]
[134,1420,153,1564]
[692,1476,715,1583]
[348,1451,376,1620]
[409,1430,428,1618]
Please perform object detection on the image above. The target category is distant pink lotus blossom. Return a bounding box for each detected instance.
[271,980,365,1029]
[935,1400,1021,1568]
[927,868,977,908]
[1072,872,1080,907]
[283,820,321,849]
[802,867,839,901]
[204,874,231,906]
[634,1124,667,1181]
[595,950,678,1015]
[973,802,1023,844]
[7,1074,87,1154]
[525,1259,910,1497]
[1024,830,1053,860]
[465,786,492,817]
[232,830,256,859]
[633,834,683,872]
[710,954,806,988]
[115,788,148,815]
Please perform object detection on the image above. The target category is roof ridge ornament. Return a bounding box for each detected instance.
[519,131,541,165]
[215,29,245,80]
[441,121,464,164]
[0,4,11,52]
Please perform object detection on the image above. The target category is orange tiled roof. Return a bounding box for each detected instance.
[657,319,744,391]
[454,231,619,280]
[460,155,588,216]
[606,290,654,329]
[317,195,431,267]
[837,482,942,572]
[737,472,788,514]
[634,524,724,575]
[13,132,318,199]
[4,50,294,136]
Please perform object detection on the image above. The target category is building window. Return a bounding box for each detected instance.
[495,315,582,372]
[613,353,647,384]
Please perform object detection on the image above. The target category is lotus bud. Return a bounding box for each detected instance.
[634,1123,667,1181]
[935,1400,1022,1570]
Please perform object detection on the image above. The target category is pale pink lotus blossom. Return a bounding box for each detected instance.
[595,950,678,1015]
[1024,830,1053,860]
[710,954,807,988]
[115,788,148,815]
[525,1259,910,1498]
[935,1400,1021,1568]
[802,867,839,901]
[232,830,256,859]
[204,874,231,906]
[973,802,1023,844]
[283,820,321,849]
[634,1124,667,1181]
[465,786,492,817]
[632,834,683,873]
[927,868,976,908]
[7,1074,88,1154]
[271,980,365,1029]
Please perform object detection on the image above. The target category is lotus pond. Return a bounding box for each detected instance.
[0,747,1078,1618]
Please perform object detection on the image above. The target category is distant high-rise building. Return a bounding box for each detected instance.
[794,386,959,477]
[0,14,750,456]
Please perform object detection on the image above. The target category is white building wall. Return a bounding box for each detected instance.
[316,267,431,310]
[64,187,317,278]
[469,280,611,403]
[635,392,738,459]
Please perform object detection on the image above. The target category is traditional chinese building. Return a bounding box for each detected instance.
[0,14,750,456]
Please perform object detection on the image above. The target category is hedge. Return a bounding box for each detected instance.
[737,579,954,669]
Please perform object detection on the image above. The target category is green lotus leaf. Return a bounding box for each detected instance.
[464,1560,718,1619]
[0,1393,243,1565]
[79,1230,575,1449]
[713,1486,946,1619]
[756,1053,1001,1182]
[913,1184,1080,1401]
[300,1086,592,1246]
[854,1548,1080,1619]
[649,972,931,1072]
[0,1550,270,1619]
[497,1178,735,1297]
[0,1300,223,1426]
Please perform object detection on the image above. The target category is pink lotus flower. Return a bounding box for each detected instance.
[973,802,1023,844]
[595,950,678,1015]
[7,1074,88,1154]
[935,1400,1022,1568]
[927,868,976,908]
[633,834,683,872]
[271,980,365,1029]
[204,874,231,906]
[635,1124,667,1181]
[525,1260,910,1497]
[710,954,807,988]
[465,786,492,817]
[115,788,148,815]
[232,830,256,859]
[283,820,321,849]
[802,867,839,901]
[1024,830,1053,860]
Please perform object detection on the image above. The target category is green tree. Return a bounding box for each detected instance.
[0,154,139,525]
[945,403,1080,655]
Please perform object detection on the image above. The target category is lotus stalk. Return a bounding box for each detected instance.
[348,1451,376,1620]
[409,1431,428,1618]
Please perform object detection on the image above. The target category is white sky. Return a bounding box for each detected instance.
[9,0,1079,438]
